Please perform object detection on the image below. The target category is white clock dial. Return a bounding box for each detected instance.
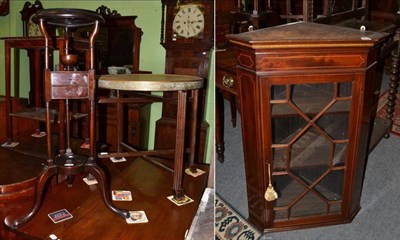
[172,5,204,38]
[27,20,41,37]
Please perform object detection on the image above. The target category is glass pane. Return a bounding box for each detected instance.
[271,103,298,116]
[324,100,351,114]
[271,85,286,100]
[314,170,344,201]
[333,142,348,166]
[290,127,331,168]
[357,0,364,8]
[271,113,307,144]
[332,0,353,14]
[291,192,327,217]
[275,175,307,207]
[275,210,288,219]
[291,166,328,187]
[270,80,351,220]
[338,81,353,97]
[330,203,342,214]
[291,83,334,114]
[316,111,349,140]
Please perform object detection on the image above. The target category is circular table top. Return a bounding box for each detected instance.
[98,74,203,91]
[32,8,105,27]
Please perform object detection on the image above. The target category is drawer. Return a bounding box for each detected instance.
[50,71,90,99]
[216,68,239,95]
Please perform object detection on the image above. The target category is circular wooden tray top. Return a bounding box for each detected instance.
[98,74,203,91]
[31,8,105,27]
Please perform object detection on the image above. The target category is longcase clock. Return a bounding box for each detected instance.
[155,0,213,162]
[0,0,9,16]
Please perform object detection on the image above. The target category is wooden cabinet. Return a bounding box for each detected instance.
[227,22,388,232]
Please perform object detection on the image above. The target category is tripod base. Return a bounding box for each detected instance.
[4,155,130,229]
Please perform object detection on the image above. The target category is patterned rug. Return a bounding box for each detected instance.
[376,91,400,136]
[215,195,261,240]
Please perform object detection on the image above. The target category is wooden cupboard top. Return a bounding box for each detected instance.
[227,22,387,49]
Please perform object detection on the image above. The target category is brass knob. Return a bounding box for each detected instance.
[222,75,234,88]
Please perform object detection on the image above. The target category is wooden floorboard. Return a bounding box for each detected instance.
[2,146,210,239]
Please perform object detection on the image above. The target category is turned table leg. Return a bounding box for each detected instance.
[385,38,400,138]
[172,90,187,200]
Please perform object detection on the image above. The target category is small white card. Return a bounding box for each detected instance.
[185,168,206,177]
[112,190,132,201]
[31,131,46,138]
[80,142,90,149]
[167,195,194,206]
[126,211,148,224]
[110,157,127,163]
[48,209,73,224]
[1,142,19,148]
[83,177,98,185]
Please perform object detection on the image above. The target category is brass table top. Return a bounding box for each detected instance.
[98,74,203,91]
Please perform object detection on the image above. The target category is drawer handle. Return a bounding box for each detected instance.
[222,75,234,88]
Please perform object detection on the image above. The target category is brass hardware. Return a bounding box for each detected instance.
[264,163,278,202]
[222,75,234,88]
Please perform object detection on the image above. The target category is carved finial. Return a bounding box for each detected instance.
[96,5,121,17]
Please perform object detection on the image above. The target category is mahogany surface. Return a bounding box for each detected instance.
[3,157,209,240]
[0,148,45,240]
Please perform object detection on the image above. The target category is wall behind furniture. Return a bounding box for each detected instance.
[0,0,214,164]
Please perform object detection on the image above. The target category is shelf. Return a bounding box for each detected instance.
[271,84,351,117]
[274,172,343,220]
[9,107,87,123]
[2,134,92,160]
[272,101,350,117]
[273,118,348,170]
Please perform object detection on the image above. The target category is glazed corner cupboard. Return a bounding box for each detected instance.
[227,22,388,232]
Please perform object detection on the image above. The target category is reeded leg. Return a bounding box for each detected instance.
[172,90,187,201]
[227,92,237,128]
[85,163,130,219]
[5,41,12,144]
[4,166,57,229]
[188,89,199,173]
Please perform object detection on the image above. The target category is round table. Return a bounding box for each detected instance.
[98,74,203,91]
[98,73,203,201]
